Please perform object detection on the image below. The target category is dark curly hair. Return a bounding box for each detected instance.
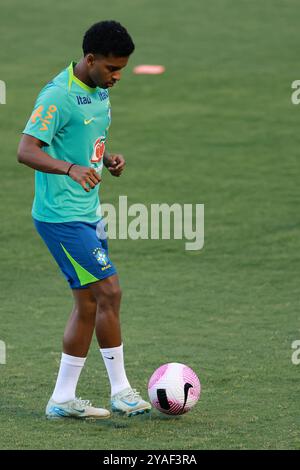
[83,21,135,57]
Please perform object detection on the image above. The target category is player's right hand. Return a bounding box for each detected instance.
[68,165,101,192]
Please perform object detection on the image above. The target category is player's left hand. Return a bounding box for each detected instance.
[107,154,126,177]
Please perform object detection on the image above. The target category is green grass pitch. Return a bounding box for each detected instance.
[0,0,299,450]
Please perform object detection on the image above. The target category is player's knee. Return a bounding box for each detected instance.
[85,298,98,316]
[76,297,97,318]
[95,283,122,309]
[115,284,122,302]
[103,284,122,304]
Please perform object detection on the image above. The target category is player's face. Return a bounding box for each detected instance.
[87,54,129,89]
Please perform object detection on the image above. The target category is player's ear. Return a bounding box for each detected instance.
[86,53,96,67]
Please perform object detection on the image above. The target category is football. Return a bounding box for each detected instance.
[148,363,201,415]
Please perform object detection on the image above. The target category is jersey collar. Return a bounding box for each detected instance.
[68,61,97,93]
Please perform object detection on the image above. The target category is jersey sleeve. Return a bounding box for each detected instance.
[23,82,71,146]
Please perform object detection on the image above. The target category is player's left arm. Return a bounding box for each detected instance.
[103,149,126,177]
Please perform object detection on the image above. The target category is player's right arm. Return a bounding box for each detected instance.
[18,135,100,192]
[17,83,100,193]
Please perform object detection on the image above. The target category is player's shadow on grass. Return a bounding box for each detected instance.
[92,409,182,429]
[14,408,180,428]
[148,409,182,421]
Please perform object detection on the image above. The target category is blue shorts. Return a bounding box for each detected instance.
[33,217,117,289]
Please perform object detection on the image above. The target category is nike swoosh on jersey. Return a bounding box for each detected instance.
[84,117,95,125]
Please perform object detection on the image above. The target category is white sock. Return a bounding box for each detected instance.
[51,353,86,403]
[100,343,131,396]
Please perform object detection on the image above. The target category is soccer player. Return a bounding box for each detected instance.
[17,21,151,419]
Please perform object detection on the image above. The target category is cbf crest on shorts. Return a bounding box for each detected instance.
[92,247,111,270]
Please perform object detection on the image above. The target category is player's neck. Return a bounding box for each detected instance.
[73,60,97,89]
